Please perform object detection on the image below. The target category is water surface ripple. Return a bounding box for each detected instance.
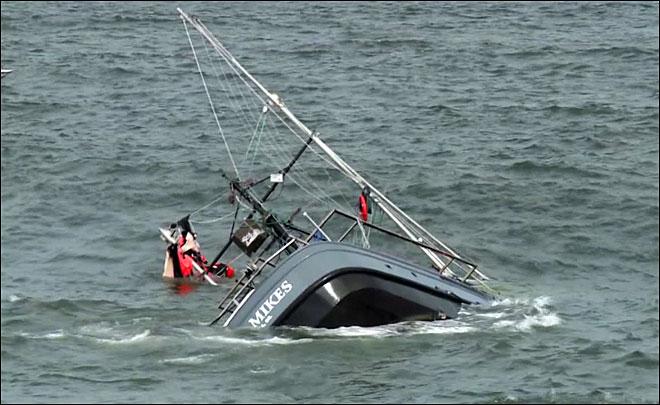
[1,2,658,404]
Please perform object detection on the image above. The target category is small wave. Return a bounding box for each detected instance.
[494,313,561,331]
[575,45,657,59]
[5,297,122,319]
[290,47,333,57]
[287,321,477,339]
[302,325,397,338]
[43,330,67,339]
[617,350,659,370]
[491,296,561,332]
[249,366,277,375]
[427,104,456,112]
[502,46,560,59]
[159,353,217,365]
[377,38,432,48]
[542,103,619,117]
[8,294,24,303]
[94,329,151,345]
[490,296,534,307]
[13,322,160,346]
[461,296,564,332]
[49,250,116,263]
[405,322,477,335]
[347,37,432,50]
[106,66,140,76]
[508,160,606,179]
[532,296,553,307]
[18,330,66,340]
[130,317,153,324]
[36,372,161,385]
[474,312,506,319]
[78,323,117,336]
[108,13,172,24]
[196,335,313,346]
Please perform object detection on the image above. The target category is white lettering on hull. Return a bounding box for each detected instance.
[248,280,293,328]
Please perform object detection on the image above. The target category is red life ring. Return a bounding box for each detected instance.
[359,194,369,221]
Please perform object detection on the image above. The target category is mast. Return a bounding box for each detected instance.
[177,9,481,277]
[260,135,314,203]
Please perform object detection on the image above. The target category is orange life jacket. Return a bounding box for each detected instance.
[176,236,195,277]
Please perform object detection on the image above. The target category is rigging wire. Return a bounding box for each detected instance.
[183,18,241,180]
[188,191,229,219]
[182,14,493,286]
[190,211,236,225]
[191,21,437,261]
[188,25,377,250]
[196,37,367,245]
[194,20,353,179]
[245,109,268,178]
[258,127,348,210]
[201,40,262,149]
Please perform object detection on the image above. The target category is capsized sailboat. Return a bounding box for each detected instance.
[160,8,498,329]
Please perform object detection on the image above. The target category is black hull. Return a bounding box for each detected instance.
[224,242,493,329]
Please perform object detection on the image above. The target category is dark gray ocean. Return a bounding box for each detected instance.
[1,1,658,403]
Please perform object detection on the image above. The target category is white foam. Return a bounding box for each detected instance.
[43,330,66,339]
[8,294,23,303]
[300,321,477,338]
[160,353,216,365]
[474,312,506,319]
[130,317,153,324]
[312,326,395,338]
[79,323,115,335]
[18,330,65,340]
[491,297,531,307]
[249,367,276,375]
[94,329,151,345]
[197,335,313,346]
[493,320,517,329]
[494,295,551,308]
[532,296,552,307]
[412,324,477,335]
[516,313,561,330]
[491,295,561,332]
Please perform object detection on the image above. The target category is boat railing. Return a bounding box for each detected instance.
[209,237,302,326]
[301,208,491,291]
[211,208,492,327]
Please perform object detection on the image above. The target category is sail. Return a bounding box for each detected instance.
[176,9,491,286]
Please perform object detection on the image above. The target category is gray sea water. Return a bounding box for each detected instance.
[1,1,658,404]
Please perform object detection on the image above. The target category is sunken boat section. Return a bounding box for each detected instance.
[162,9,498,330]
